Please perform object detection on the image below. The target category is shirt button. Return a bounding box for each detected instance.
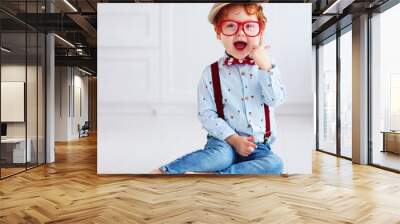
[241,72,245,76]
[245,96,249,100]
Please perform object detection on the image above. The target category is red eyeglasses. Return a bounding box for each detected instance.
[218,20,262,37]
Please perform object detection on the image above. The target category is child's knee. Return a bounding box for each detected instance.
[205,137,233,153]
[203,141,235,168]
[209,146,235,167]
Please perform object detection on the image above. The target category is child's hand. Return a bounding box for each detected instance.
[248,34,272,71]
[226,134,257,157]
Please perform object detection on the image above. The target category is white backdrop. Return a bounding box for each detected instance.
[97,3,313,174]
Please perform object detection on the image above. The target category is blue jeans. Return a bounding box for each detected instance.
[159,136,283,174]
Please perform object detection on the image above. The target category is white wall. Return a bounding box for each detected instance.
[98,3,313,174]
[55,67,69,141]
[55,67,89,141]
[71,73,89,138]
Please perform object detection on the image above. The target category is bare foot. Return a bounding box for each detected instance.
[150,168,164,174]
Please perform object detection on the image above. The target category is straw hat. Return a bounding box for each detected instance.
[208,3,230,24]
[208,3,263,24]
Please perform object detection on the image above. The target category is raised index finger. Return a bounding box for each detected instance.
[259,33,265,47]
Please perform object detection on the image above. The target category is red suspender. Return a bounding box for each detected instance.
[264,104,271,139]
[211,62,225,119]
[210,61,271,141]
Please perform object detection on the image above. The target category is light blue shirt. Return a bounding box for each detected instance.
[197,53,287,144]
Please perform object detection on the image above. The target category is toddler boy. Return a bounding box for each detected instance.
[151,3,286,174]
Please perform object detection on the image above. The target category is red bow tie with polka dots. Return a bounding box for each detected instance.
[224,56,255,66]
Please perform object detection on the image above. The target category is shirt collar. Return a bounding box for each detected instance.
[223,51,254,62]
[221,52,257,77]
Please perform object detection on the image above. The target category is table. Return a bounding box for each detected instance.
[381,131,400,154]
[1,138,32,164]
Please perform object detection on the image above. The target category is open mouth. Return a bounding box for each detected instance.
[233,41,247,51]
